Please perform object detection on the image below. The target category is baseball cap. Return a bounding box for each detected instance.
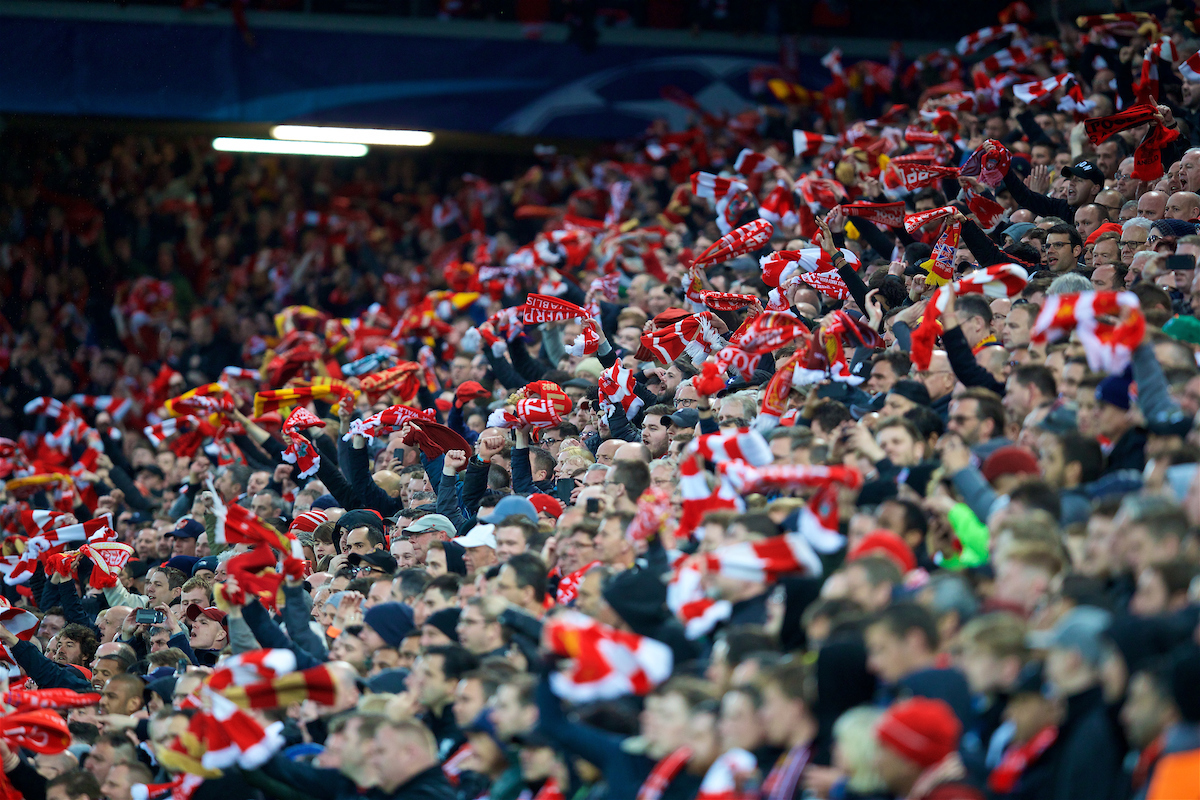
[185,605,228,629]
[347,551,399,575]
[667,408,700,429]
[888,380,931,408]
[1027,605,1112,667]
[402,514,457,537]
[480,496,538,525]
[453,523,497,549]
[1060,160,1104,185]
[528,493,564,520]
[169,519,204,539]
[1036,405,1077,435]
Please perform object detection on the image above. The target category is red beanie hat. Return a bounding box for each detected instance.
[849,530,917,573]
[529,493,564,520]
[875,698,962,768]
[980,445,1040,484]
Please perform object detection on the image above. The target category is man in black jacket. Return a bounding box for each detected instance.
[1029,606,1125,800]
[1000,154,1102,222]
[367,717,457,800]
[1095,374,1147,474]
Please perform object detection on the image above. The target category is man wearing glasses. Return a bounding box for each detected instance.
[1043,224,1084,272]
[1120,217,1153,266]
[348,551,398,581]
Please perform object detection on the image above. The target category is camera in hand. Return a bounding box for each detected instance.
[134,608,165,625]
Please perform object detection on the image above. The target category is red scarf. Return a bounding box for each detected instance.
[763,743,811,800]
[519,778,565,800]
[637,747,693,800]
[1133,733,1166,790]
[988,726,1058,794]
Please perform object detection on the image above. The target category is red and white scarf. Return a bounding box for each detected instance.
[698,749,758,800]
[597,364,644,420]
[67,395,132,421]
[733,149,779,175]
[841,202,906,228]
[988,727,1057,794]
[793,130,838,159]
[677,429,773,538]
[487,381,571,430]
[911,263,1029,370]
[1031,291,1145,373]
[1,515,113,586]
[344,405,435,444]
[0,597,39,666]
[522,294,590,325]
[956,23,1026,55]
[758,184,799,229]
[280,407,324,480]
[692,219,775,268]
[543,610,674,703]
[556,561,602,605]
[638,748,693,800]
[641,312,727,364]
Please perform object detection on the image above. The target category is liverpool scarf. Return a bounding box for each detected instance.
[544,611,674,703]
[1031,291,1145,373]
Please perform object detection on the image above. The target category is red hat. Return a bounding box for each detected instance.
[849,530,917,573]
[289,509,327,536]
[186,604,229,629]
[1085,221,1122,247]
[529,493,564,519]
[455,381,491,409]
[981,446,1040,484]
[875,698,962,768]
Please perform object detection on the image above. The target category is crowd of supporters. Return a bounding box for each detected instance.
[5,5,1200,800]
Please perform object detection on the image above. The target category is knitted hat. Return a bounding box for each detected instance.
[1002,222,1037,243]
[875,697,962,768]
[1096,374,1133,410]
[290,510,327,538]
[981,446,1040,483]
[424,608,461,643]
[529,493,564,520]
[1085,221,1122,247]
[1152,218,1199,239]
[887,380,931,408]
[311,494,339,511]
[849,530,917,573]
[362,602,415,649]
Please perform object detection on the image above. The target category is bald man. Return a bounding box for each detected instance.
[1138,190,1168,220]
[1180,149,1200,193]
[1167,191,1200,221]
[613,442,652,463]
[1074,204,1105,239]
[595,438,622,467]
[1095,189,1124,221]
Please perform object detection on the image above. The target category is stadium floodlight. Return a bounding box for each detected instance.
[212,137,368,157]
[271,125,434,147]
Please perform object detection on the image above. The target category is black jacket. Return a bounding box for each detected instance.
[388,764,457,800]
[942,327,1005,396]
[1048,686,1124,800]
[1104,428,1147,474]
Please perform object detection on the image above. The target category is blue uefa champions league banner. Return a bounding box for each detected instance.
[0,13,819,139]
